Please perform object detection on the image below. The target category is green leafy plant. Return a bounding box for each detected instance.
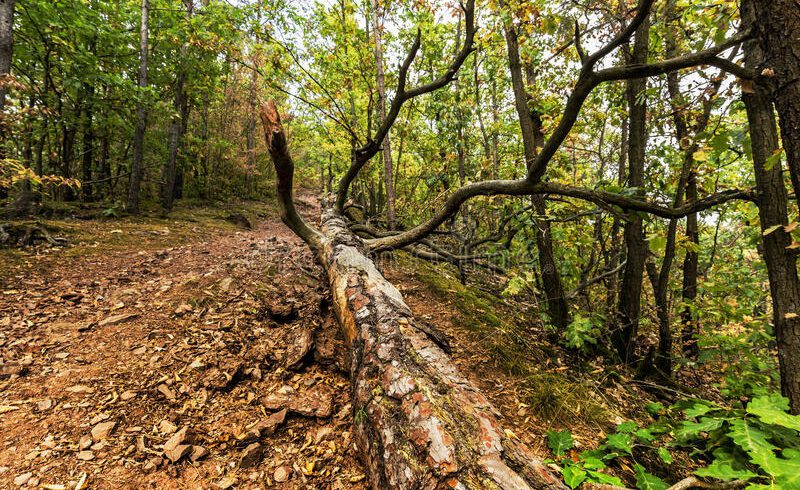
[102,202,122,218]
[563,315,601,352]
[558,394,800,489]
[546,429,626,489]
[668,394,800,488]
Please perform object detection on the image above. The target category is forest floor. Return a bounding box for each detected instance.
[0,193,666,489]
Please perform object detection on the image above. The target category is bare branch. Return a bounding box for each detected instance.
[335,0,476,211]
[365,178,754,252]
[568,260,627,299]
[595,30,754,82]
[574,19,586,62]
[525,29,751,184]
[259,100,325,252]
[585,0,654,66]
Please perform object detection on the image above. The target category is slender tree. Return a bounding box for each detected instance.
[371,0,395,229]
[503,19,569,331]
[613,16,650,364]
[127,0,149,214]
[0,0,16,157]
[162,0,193,211]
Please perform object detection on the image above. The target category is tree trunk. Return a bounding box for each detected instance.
[100,132,110,196]
[504,20,570,330]
[260,101,565,489]
[605,118,627,322]
[742,0,800,413]
[59,94,78,201]
[200,93,209,198]
[7,94,33,217]
[127,0,149,214]
[245,59,257,199]
[372,0,396,230]
[613,18,650,364]
[0,0,15,149]
[162,1,191,212]
[81,81,95,202]
[747,0,800,215]
[490,78,500,179]
[162,68,185,211]
[680,170,699,358]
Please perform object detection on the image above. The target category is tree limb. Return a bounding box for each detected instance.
[365,178,753,252]
[335,0,476,211]
[567,259,627,299]
[259,101,325,252]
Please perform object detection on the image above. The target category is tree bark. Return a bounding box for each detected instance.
[503,20,570,330]
[7,94,33,217]
[0,0,15,129]
[162,1,191,211]
[372,0,396,230]
[742,0,800,413]
[126,0,149,214]
[0,0,12,195]
[162,66,185,210]
[613,17,650,364]
[81,80,95,202]
[747,0,800,215]
[680,170,699,358]
[260,101,565,489]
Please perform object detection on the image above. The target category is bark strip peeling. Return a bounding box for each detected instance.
[261,102,566,489]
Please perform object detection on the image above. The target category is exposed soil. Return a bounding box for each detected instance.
[0,195,649,489]
[0,197,367,489]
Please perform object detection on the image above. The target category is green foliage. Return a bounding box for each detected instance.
[563,315,601,352]
[633,464,668,490]
[547,430,574,457]
[639,396,800,488]
[545,427,628,489]
[545,393,800,488]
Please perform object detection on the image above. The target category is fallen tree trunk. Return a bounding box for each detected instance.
[261,101,566,489]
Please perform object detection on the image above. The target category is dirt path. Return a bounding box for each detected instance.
[0,202,367,489]
[0,196,628,489]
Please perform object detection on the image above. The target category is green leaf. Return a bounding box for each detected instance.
[765,148,784,171]
[605,433,633,454]
[501,275,526,297]
[763,224,782,236]
[746,394,800,432]
[728,419,778,469]
[657,447,673,464]
[580,456,605,470]
[634,464,668,490]
[649,235,667,253]
[674,417,725,440]
[646,402,666,417]
[693,149,710,162]
[685,401,717,418]
[547,430,574,457]
[770,448,800,486]
[635,428,658,443]
[586,470,625,486]
[617,421,639,433]
[695,458,758,481]
[562,464,587,489]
